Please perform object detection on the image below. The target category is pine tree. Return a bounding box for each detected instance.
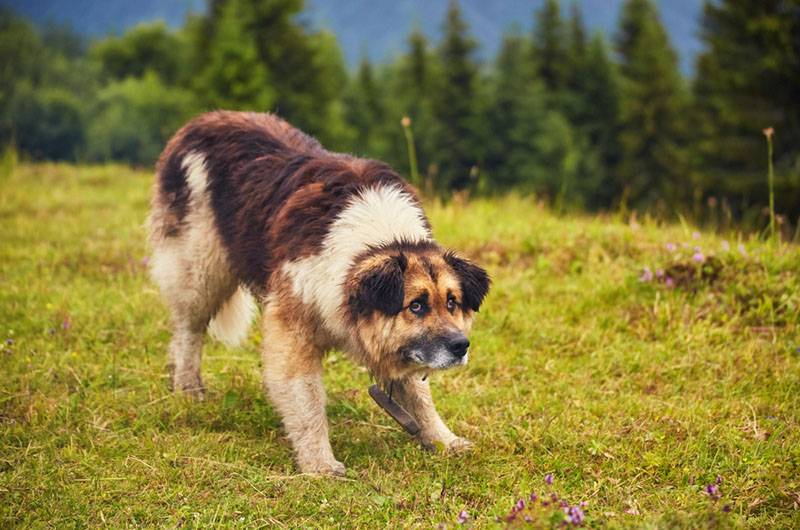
[562,2,589,128]
[693,0,800,221]
[195,0,274,111]
[487,30,547,190]
[489,28,591,205]
[583,35,623,205]
[567,1,587,83]
[616,0,690,208]
[345,58,388,156]
[532,0,568,95]
[217,0,350,146]
[431,0,482,192]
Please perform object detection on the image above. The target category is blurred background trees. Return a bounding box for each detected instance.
[0,0,798,228]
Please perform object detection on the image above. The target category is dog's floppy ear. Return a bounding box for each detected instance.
[444,252,490,312]
[349,254,407,317]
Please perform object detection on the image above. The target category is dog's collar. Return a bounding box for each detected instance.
[368,381,421,436]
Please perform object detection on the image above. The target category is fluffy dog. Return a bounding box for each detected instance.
[147,111,490,475]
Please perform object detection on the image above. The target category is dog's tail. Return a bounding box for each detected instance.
[208,286,257,347]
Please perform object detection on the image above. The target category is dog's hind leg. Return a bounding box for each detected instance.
[260,296,344,476]
[388,376,472,453]
[149,152,240,397]
[149,232,236,397]
[167,318,206,396]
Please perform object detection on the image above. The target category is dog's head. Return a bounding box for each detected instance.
[346,241,490,378]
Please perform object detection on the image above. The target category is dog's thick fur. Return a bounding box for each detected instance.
[148,111,489,475]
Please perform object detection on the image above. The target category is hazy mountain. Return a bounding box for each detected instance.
[1,0,704,73]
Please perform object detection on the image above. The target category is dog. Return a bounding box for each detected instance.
[147,111,490,475]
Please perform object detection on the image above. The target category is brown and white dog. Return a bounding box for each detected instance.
[147,111,490,475]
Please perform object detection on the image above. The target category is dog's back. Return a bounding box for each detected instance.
[149,111,416,291]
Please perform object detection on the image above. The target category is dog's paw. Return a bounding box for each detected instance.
[420,436,473,453]
[174,381,206,400]
[300,459,346,477]
[447,437,474,454]
[172,370,205,399]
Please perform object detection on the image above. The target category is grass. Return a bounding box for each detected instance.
[1,163,799,528]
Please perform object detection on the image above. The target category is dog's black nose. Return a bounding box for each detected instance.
[447,335,470,358]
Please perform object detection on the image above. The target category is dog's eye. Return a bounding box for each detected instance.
[409,301,425,315]
[446,295,457,313]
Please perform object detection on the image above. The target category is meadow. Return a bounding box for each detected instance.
[1,163,799,528]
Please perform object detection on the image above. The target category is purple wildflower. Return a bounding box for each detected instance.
[656,268,665,279]
[665,277,676,288]
[705,484,720,499]
[738,243,747,257]
[514,499,525,512]
[692,231,701,240]
[5,338,13,345]
[545,473,554,485]
[716,475,723,485]
[639,267,654,282]
[456,510,469,524]
[692,251,705,263]
[140,255,150,267]
[665,242,677,252]
[565,505,585,525]
[529,492,538,502]
[62,317,71,330]
[722,504,731,513]
[721,240,730,252]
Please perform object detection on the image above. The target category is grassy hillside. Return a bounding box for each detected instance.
[1,163,799,528]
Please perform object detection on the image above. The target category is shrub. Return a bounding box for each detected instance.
[9,84,85,161]
[86,73,199,166]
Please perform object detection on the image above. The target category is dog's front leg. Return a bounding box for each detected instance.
[261,306,344,476]
[390,376,472,453]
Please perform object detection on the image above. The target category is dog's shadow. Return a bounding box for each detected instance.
[154,378,408,463]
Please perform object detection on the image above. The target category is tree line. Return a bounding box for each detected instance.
[1,0,797,228]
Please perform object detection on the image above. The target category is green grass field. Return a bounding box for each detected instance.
[1,163,799,528]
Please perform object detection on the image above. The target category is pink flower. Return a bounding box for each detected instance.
[456,510,469,524]
[738,243,747,257]
[721,240,730,252]
[665,277,676,288]
[545,473,554,485]
[692,252,704,263]
[665,243,676,252]
[692,231,701,240]
[639,267,654,282]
